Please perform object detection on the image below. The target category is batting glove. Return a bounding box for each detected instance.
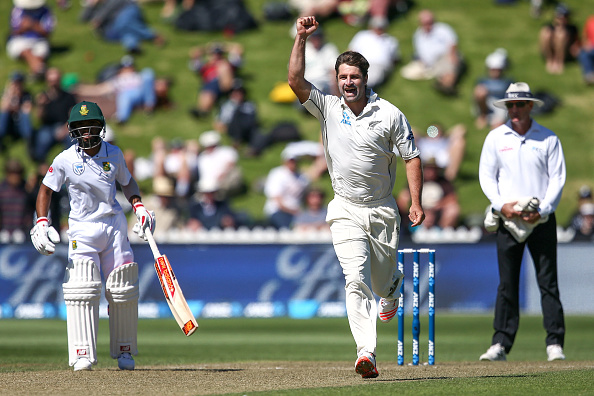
[30,217,61,255]
[133,202,156,241]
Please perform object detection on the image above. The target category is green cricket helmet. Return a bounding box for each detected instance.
[67,101,106,150]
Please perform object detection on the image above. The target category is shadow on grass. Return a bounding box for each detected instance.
[374,373,535,382]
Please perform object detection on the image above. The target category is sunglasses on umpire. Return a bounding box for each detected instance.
[505,101,528,109]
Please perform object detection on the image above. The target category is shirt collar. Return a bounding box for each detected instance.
[78,142,107,159]
[503,118,542,137]
[340,87,379,112]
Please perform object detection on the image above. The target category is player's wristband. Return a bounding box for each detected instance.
[36,217,49,224]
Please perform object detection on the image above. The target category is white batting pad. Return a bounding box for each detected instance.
[62,258,102,366]
[105,263,139,359]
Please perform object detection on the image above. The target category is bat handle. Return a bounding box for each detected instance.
[144,228,162,259]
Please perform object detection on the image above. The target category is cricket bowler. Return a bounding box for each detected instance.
[31,101,155,371]
[288,16,425,378]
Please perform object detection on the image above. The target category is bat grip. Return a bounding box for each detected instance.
[144,228,162,258]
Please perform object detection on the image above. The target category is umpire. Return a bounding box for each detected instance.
[478,82,566,362]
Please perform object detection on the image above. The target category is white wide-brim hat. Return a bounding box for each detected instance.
[493,82,544,109]
[199,130,221,148]
[13,0,46,9]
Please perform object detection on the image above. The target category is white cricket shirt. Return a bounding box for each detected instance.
[43,142,132,222]
[303,86,419,203]
[304,41,339,91]
[348,30,400,69]
[263,165,309,215]
[413,22,457,67]
[478,120,566,216]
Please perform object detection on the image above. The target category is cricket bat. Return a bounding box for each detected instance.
[145,228,198,336]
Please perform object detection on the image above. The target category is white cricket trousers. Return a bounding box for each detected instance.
[67,213,135,277]
[326,194,402,357]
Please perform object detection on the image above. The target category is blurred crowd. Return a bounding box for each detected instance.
[2,0,593,241]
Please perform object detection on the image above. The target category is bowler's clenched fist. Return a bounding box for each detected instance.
[296,16,319,37]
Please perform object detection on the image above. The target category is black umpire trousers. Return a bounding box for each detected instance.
[491,213,565,353]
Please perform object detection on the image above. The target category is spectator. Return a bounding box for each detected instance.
[57,0,70,10]
[172,0,258,33]
[80,0,166,54]
[186,178,237,231]
[0,158,33,235]
[33,67,78,163]
[214,79,263,154]
[279,140,328,182]
[153,137,199,200]
[348,16,400,89]
[473,49,514,130]
[154,77,174,110]
[196,130,245,200]
[263,147,310,229]
[289,0,339,19]
[578,15,594,85]
[403,123,466,182]
[576,185,593,208]
[293,187,329,232]
[304,26,339,95]
[188,42,243,118]
[530,0,556,19]
[75,55,156,124]
[396,158,459,230]
[400,9,463,96]
[215,81,305,158]
[160,0,194,20]
[6,0,56,80]
[538,3,580,74]
[129,175,183,235]
[568,185,594,240]
[0,72,33,152]
[569,202,594,241]
[368,0,409,19]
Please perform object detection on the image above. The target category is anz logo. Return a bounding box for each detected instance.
[340,111,351,126]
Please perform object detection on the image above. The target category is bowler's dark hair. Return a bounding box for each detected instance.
[335,51,369,77]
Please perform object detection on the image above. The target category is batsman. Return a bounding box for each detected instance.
[30,101,156,371]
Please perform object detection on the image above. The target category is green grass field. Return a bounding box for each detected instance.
[1,0,594,227]
[1,315,593,395]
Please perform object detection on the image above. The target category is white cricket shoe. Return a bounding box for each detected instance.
[546,344,565,361]
[355,352,379,379]
[117,352,135,370]
[479,343,506,361]
[73,357,92,371]
[378,297,399,323]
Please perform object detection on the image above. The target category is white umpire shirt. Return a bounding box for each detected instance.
[43,142,132,222]
[479,119,566,216]
[303,86,419,203]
